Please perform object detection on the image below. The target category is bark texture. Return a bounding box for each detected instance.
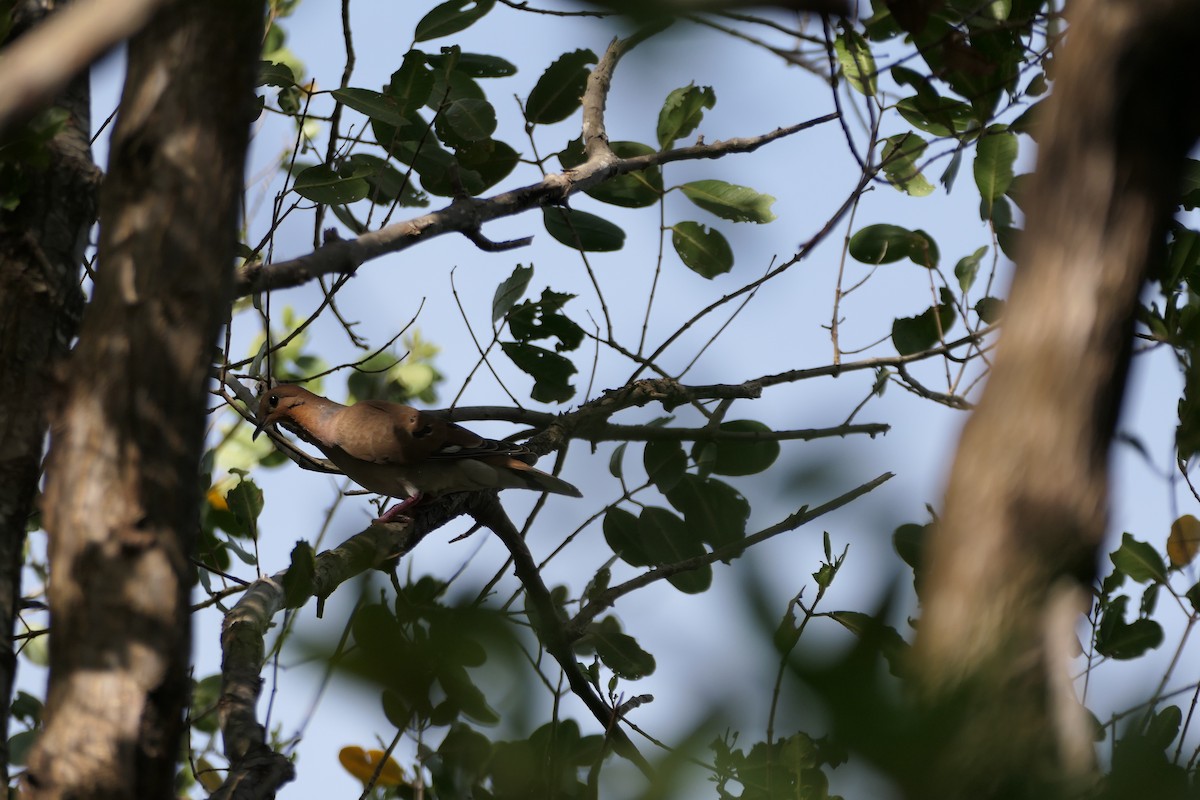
[0,1,98,784]
[26,0,262,796]
[916,0,1200,796]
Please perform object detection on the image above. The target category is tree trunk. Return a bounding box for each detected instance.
[916,0,1200,796]
[0,2,98,784]
[25,0,262,796]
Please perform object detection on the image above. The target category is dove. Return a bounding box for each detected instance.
[252,384,580,521]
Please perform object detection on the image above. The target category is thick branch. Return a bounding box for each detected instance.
[0,3,97,783]
[28,1,263,796]
[465,493,654,777]
[0,0,164,133]
[916,0,1200,795]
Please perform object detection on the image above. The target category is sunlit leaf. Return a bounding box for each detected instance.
[834,26,876,96]
[657,84,715,148]
[680,180,776,224]
[1168,514,1200,568]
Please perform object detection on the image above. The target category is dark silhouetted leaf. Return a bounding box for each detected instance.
[415,0,495,42]
[499,342,576,403]
[526,49,597,124]
[644,440,687,493]
[542,207,625,251]
[492,264,533,323]
[672,222,733,278]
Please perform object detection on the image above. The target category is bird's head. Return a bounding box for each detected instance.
[253,384,315,440]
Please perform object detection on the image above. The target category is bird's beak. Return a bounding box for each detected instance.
[252,416,269,441]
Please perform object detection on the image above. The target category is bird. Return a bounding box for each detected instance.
[252,384,581,522]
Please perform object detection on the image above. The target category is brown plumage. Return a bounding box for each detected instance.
[252,385,580,518]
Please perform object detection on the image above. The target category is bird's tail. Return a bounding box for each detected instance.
[508,462,582,497]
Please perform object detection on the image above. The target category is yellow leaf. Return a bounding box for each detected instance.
[1168,514,1200,567]
[196,758,224,793]
[206,485,230,513]
[338,745,405,788]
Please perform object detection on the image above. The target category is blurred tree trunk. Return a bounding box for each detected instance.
[0,2,99,785]
[24,0,262,796]
[916,0,1200,796]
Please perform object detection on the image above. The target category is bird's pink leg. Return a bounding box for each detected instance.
[376,493,423,523]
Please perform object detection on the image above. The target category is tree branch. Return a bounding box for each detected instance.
[573,471,894,628]
[234,34,837,296]
[0,0,165,133]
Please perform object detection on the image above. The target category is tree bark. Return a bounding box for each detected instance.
[26,0,262,796]
[0,2,99,785]
[916,0,1200,796]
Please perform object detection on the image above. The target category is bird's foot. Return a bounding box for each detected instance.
[376,493,423,524]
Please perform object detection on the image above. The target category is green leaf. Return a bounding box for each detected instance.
[1110,532,1167,584]
[880,133,934,197]
[644,440,687,493]
[848,224,939,268]
[492,264,533,323]
[425,51,516,78]
[282,540,315,608]
[665,474,749,552]
[608,443,627,479]
[680,180,776,224]
[435,97,497,146]
[8,730,36,768]
[506,289,583,350]
[834,26,876,96]
[455,138,519,191]
[827,611,910,677]
[603,507,648,566]
[385,53,436,112]
[974,126,1018,219]
[895,95,976,137]
[226,476,264,539]
[414,0,495,41]
[585,617,656,679]
[499,341,576,403]
[426,63,486,110]
[381,688,413,730]
[526,49,597,124]
[583,141,662,208]
[292,164,370,205]
[954,245,988,293]
[672,222,733,278]
[657,84,716,148]
[257,61,295,88]
[893,522,927,574]
[1145,706,1182,751]
[542,207,626,252]
[332,88,411,126]
[638,507,711,594]
[891,289,957,355]
[341,153,427,208]
[1097,614,1163,660]
[691,420,780,476]
[975,296,1004,323]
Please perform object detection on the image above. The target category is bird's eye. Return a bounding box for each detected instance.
[268,393,280,408]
